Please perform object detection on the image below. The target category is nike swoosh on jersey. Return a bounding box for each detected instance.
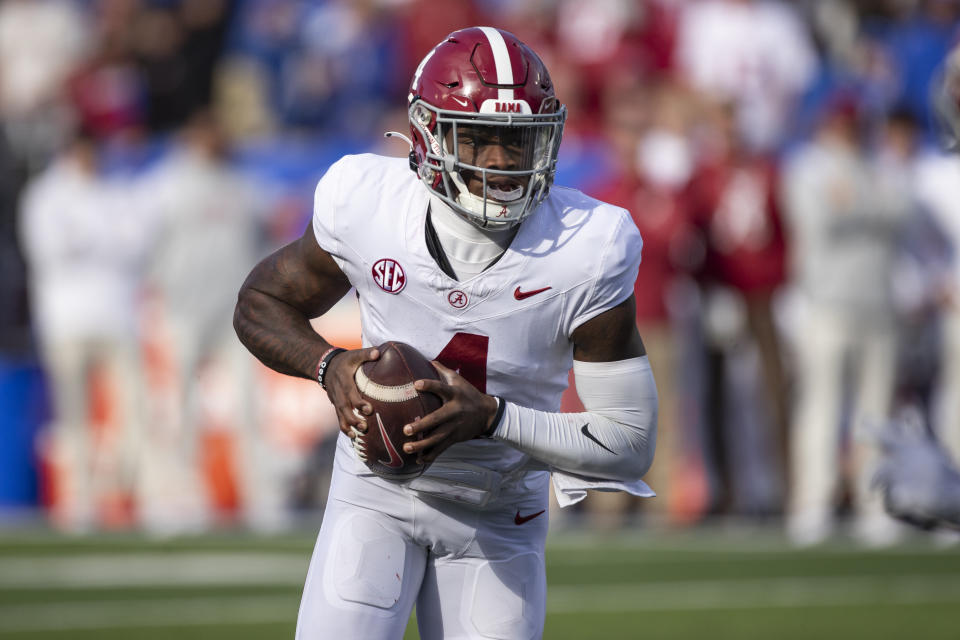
[514,509,546,525]
[580,424,617,455]
[514,286,552,300]
[376,413,405,468]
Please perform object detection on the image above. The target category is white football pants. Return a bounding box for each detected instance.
[296,436,549,640]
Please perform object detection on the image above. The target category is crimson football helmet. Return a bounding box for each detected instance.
[933,42,960,150]
[405,27,566,228]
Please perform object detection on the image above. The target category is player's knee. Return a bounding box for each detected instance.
[469,552,545,640]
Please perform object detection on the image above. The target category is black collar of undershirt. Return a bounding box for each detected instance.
[424,206,511,282]
[425,209,458,280]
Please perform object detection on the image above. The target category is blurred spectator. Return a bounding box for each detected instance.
[0,126,31,357]
[675,0,817,152]
[806,0,860,67]
[133,5,193,132]
[19,131,152,532]
[67,5,146,140]
[687,101,790,515]
[134,1,232,133]
[287,0,403,135]
[139,112,273,532]
[0,0,91,168]
[228,0,406,137]
[553,0,647,127]
[782,99,914,546]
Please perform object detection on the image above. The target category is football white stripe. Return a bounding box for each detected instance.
[479,26,515,102]
[355,366,418,403]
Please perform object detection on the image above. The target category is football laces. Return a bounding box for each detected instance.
[351,426,368,461]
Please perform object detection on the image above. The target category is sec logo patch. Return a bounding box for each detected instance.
[372,259,406,294]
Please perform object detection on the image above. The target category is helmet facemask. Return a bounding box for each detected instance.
[410,99,566,229]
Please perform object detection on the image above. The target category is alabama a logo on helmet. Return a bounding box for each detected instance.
[372,258,406,294]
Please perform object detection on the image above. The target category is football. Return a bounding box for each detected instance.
[353,341,443,480]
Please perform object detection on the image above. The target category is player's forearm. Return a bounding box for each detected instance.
[490,356,657,481]
[233,286,332,381]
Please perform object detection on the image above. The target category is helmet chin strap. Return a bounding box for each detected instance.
[448,170,526,228]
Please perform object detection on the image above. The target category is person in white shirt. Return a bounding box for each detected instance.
[234,27,658,639]
[141,112,272,533]
[19,131,151,532]
[782,100,913,546]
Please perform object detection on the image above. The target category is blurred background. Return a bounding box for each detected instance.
[4,1,960,639]
[1,0,959,550]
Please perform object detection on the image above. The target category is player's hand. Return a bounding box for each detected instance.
[401,361,499,463]
[323,347,380,438]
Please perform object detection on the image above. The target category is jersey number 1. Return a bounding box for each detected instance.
[434,332,488,392]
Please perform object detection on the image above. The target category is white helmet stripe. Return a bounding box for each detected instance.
[478,26,514,102]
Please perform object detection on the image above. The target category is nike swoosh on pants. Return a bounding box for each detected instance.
[514,509,546,525]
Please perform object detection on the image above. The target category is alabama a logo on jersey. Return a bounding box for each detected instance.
[372,258,406,294]
[447,289,468,309]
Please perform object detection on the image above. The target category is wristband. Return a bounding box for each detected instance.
[479,396,506,438]
[317,347,347,389]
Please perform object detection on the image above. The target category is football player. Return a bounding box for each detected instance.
[234,27,658,639]
[874,42,960,532]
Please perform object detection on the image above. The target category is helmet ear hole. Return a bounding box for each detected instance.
[414,104,433,127]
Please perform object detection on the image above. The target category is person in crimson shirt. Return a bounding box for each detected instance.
[686,101,790,515]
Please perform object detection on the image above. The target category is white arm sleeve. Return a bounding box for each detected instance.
[491,356,658,483]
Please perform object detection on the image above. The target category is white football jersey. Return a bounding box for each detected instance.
[312,153,642,474]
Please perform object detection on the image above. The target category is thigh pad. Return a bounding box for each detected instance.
[330,510,407,609]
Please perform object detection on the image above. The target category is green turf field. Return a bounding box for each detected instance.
[1,527,959,639]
